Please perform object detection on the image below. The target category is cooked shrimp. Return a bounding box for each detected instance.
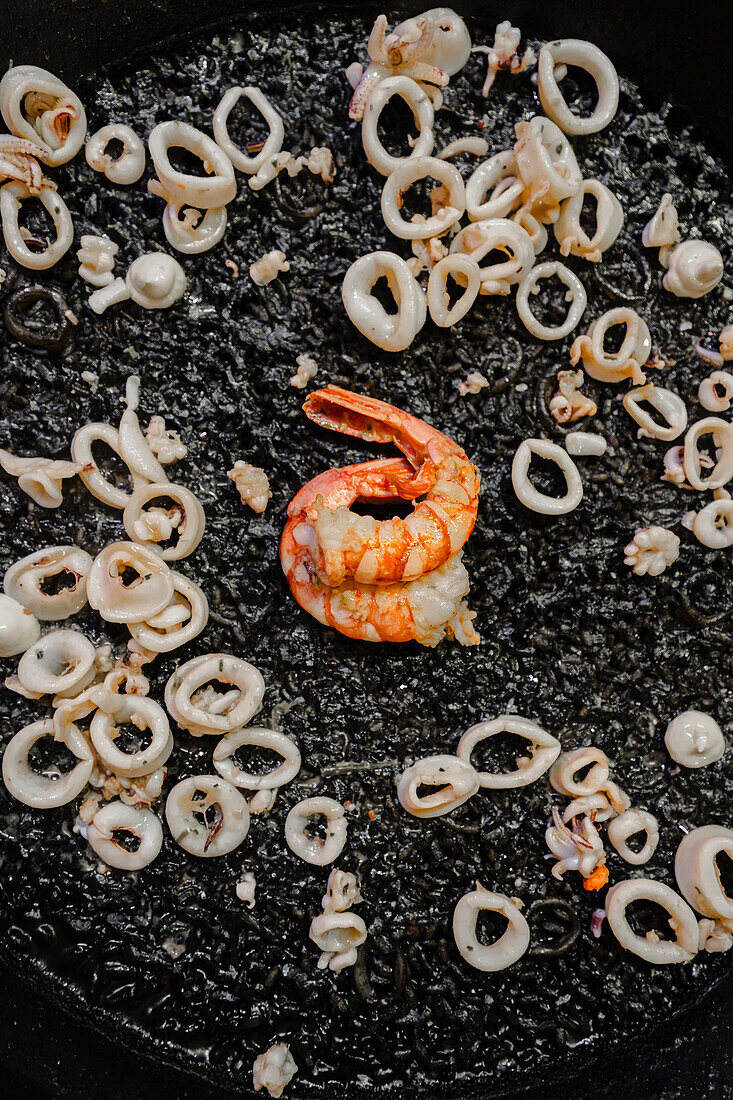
[297,386,480,585]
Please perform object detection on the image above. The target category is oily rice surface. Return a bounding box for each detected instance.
[0,8,732,1097]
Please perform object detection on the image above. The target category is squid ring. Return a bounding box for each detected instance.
[675,825,733,921]
[623,383,688,442]
[123,482,206,561]
[457,715,561,788]
[284,796,347,865]
[397,754,479,817]
[513,116,582,204]
[128,571,209,653]
[426,255,480,327]
[213,727,302,790]
[91,693,173,778]
[538,39,619,135]
[381,156,464,240]
[515,261,587,341]
[450,219,535,296]
[554,180,624,262]
[683,417,733,491]
[691,498,733,549]
[465,151,524,222]
[607,809,659,865]
[87,801,164,870]
[87,541,173,624]
[164,653,265,736]
[85,124,146,185]
[162,202,228,255]
[165,774,250,857]
[17,629,96,698]
[453,884,530,971]
[605,878,699,964]
[1,718,93,808]
[699,371,733,413]
[0,181,73,270]
[148,120,237,209]
[570,307,651,384]
[71,422,139,510]
[0,64,87,165]
[212,86,284,174]
[361,75,435,177]
[512,438,583,515]
[4,545,93,621]
[342,250,426,352]
[550,747,610,797]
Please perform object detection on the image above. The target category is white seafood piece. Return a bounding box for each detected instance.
[381,156,464,240]
[426,254,480,326]
[77,233,119,288]
[0,448,80,508]
[119,767,167,807]
[570,307,652,385]
[453,883,529,971]
[166,774,250,857]
[510,205,548,253]
[361,75,435,177]
[549,369,597,424]
[458,371,489,396]
[228,461,272,513]
[550,747,609,798]
[250,250,289,286]
[284,796,347,865]
[2,718,93,808]
[86,801,163,870]
[91,693,173,778]
[545,809,606,881]
[310,910,367,972]
[513,116,582,205]
[565,431,607,456]
[89,252,187,314]
[474,20,535,98]
[295,146,335,184]
[624,526,680,577]
[465,150,523,222]
[4,545,92,621]
[87,541,174,623]
[450,219,535,296]
[690,497,733,549]
[0,65,86,165]
[163,202,227,254]
[17,629,95,698]
[457,714,560,788]
[554,180,624,262]
[213,86,284,174]
[397,754,479,817]
[0,135,50,194]
[118,375,170,486]
[236,872,257,908]
[675,825,733,922]
[562,792,616,823]
[164,653,265,737]
[323,868,361,913]
[248,789,277,814]
[342,251,426,352]
[85,124,145,185]
[145,416,187,465]
[642,194,680,249]
[129,571,209,653]
[605,878,699,964]
[607,809,659,865]
[253,1043,297,1098]
[622,383,687,442]
[148,120,236,208]
[437,136,488,160]
[720,326,733,362]
[538,39,619,135]
[71,421,136,509]
[123,482,205,561]
[664,710,726,769]
[290,353,318,389]
[661,240,724,299]
[213,727,301,790]
[512,437,583,515]
[682,417,733,491]
[699,371,733,412]
[0,181,73,269]
[0,593,40,656]
[515,261,587,340]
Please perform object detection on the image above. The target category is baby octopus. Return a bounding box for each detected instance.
[280,386,480,646]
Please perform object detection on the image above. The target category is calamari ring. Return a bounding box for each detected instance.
[164,653,265,736]
[1,718,93,808]
[465,150,524,222]
[17,629,96,698]
[538,39,619,136]
[212,86,284,174]
[361,75,435,177]
[165,774,250,857]
[570,307,651,385]
[397,754,479,817]
[87,801,163,870]
[675,825,733,921]
[86,541,174,624]
[4,545,92,621]
[0,181,73,270]
[605,878,699,964]
[342,250,426,352]
[426,254,480,327]
[162,202,228,255]
[451,218,535,296]
[128,571,209,653]
[683,417,733,491]
[623,383,688,442]
[453,884,530,971]
[71,422,140,510]
[123,482,205,561]
[549,747,609,797]
[699,371,733,413]
[90,693,173,778]
[381,156,464,240]
[691,499,733,549]
[213,727,302,790]
[513,116,582,204]
[148,120,237,209]
[284,796,347,865]
[554,180,624,262]
[515,261,587,341]
[0,65,87,165]
[85,124,146,185]
[607,809,659,866]
[457,715,561,788]
[512,438,583,515]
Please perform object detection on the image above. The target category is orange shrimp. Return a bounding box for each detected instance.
[298,385,480,586]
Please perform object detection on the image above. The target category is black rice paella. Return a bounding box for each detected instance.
[0,5,732,1096]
